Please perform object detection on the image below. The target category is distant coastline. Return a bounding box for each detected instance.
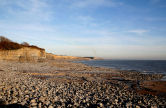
[75,59,166,75]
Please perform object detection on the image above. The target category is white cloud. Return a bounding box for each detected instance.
[0,0,53,22]
[71,0,122,8]
[0,0,55,41]
[0,23,55,32]
[83,29,113,36]
[128,29,148,34]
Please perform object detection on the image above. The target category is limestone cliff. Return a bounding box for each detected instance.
[46,53,90,60]
[0,47,46,62]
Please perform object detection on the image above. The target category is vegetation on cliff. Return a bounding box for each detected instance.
[0,36,44,50]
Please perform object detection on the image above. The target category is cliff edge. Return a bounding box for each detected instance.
[0,36,46,62]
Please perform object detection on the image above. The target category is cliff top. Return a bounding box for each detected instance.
[0,36,44,51]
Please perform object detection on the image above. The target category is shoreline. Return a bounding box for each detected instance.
[73,59,166,76]
[74,60,166,98]
[0,59,166,107]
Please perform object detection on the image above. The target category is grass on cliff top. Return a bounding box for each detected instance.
[0,36,44,50]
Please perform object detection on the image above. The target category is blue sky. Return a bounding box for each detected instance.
[0,0,166,60]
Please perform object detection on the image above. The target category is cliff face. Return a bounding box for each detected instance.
[0,47,46,62]
[46,53,90,60]
[46,53,79,60]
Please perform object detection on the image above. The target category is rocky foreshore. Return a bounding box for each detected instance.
[0,60,166,108]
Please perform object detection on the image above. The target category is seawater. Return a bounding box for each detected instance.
[75,60,166,74]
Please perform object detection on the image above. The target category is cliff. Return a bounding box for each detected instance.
[0,36,46,62]
[0,47,46,62]
[46,53,90,60]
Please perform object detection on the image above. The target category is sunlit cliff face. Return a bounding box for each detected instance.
[0,47,46,61]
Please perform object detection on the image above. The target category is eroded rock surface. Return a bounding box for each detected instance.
[0,47,46,62]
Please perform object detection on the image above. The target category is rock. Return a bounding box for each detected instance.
[115,99,118,104]
[83,100,86,103]
[31,102,37,106]
[85,97,89,102]
[31,99,36,103]
[38,102,42,108]
[21,101,26,105]
[67,104,72,107]
[87,102,90,106]
[99,103,103,107]
[136,105,141,108]
[53,96,58,102]
[11,100,17,104]
[126,102,132,107]
[39,96,45,102]
[45,101,50,106]
[31,106,37,108]
[48,105,54,108]
[31,99,37,106]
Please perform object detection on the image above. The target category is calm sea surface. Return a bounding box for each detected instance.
[75,60,166,74]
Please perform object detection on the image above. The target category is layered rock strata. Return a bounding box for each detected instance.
[0,47,46,62]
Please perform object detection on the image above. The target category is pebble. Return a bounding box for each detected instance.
[99,103,103,107]
[31,99,36,103]
[48,105,54,108]
[45,101,50,106]
[38,102,42,108]
[136,105,141,108]
[39,96,45,102]
[31,102,37,106]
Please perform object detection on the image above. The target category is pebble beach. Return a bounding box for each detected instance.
[0,60,166,108]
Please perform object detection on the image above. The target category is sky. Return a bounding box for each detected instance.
[0,0,166,60]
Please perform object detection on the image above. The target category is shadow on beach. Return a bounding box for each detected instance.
[0,100,28,108]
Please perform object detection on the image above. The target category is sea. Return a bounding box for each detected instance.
[74,60,166,75]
